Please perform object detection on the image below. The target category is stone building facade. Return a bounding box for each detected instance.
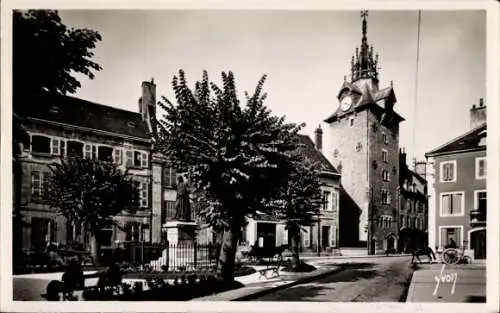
[323,12,404,254]
[397,149,429,252]
[14,78,340,255]
[14,81,157,252]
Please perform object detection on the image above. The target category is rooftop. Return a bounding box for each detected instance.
[425,123,487,157]
[21,93,151,140]
[297,134,339,176]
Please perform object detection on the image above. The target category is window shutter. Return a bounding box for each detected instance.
[141,152,148,168]
[440,228,447,247]
[125,150,133,166]
[84,144,92,159]
[441,194,451,215]
[113,148,122,165]
[141,181,149,207]
[60,140,66,156]
[51,138,60,155]
[332,192,338,212]
[31,171,41,197]
[42,172,51,199]
[452,194,462,215]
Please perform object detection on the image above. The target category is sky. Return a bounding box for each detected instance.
[59,9,486,165]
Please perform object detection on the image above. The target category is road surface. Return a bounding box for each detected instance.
[253,256,415,302]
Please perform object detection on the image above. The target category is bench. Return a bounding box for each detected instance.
[257,255,285,279]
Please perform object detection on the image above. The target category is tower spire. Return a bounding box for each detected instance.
[350,10,379,84]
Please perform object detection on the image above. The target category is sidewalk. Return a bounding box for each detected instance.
[405,263,486,303]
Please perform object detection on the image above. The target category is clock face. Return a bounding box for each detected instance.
[341,95,353,111]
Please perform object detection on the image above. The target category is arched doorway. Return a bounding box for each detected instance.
[385,233,397,251]
[387,237,395,249]
[469,228,486,260]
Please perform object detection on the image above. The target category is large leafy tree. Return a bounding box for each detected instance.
[13,9,102,111]
[157,70,302,282]
[264,151,323,270]
[12,10,101,264]
[45,157,139,266]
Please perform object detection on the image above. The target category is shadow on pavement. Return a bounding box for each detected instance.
[315,269,378,284]
[314,262,375,269]
[338,262,375,270]
[256,264,379,301]
[465,296,486,303]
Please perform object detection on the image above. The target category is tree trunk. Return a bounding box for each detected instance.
[290,224,301,270]
[90,233,101,267]
[216,223,240,283]
[213,228,224,272]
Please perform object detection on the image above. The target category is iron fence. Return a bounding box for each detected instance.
[122,241,220,272]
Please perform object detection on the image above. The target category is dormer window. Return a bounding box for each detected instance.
[478,130,486,146]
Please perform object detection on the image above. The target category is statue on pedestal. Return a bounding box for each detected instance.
[174,176,192,222]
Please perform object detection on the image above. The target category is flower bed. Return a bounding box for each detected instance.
[81,274,243,301]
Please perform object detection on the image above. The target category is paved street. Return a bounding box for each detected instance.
[253,256,415,302]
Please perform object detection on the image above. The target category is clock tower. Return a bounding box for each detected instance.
[324,11,405,254]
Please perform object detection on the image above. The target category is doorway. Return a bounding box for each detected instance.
[322,226,330,249]
[256,222,276,250]
[470,228,486,259]
[387,236,395,250]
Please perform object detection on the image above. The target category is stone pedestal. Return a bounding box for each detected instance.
[162,220,198,245]
[150,220,199,271]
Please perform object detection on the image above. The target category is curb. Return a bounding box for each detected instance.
[302,254,412,260]
[405,273,417,302]
[232,266,344,301]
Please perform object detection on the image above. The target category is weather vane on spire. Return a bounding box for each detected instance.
[349,9,379,83]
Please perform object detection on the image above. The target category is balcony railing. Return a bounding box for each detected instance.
[470,209,486,227]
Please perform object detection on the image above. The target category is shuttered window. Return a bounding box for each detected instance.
[440,192,463,216]
[440,161,456,182]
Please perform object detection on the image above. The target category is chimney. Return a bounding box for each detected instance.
[140,78,157,135]
[470,98,486,129]
[314,125,323,151]
[414,161,427,180]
